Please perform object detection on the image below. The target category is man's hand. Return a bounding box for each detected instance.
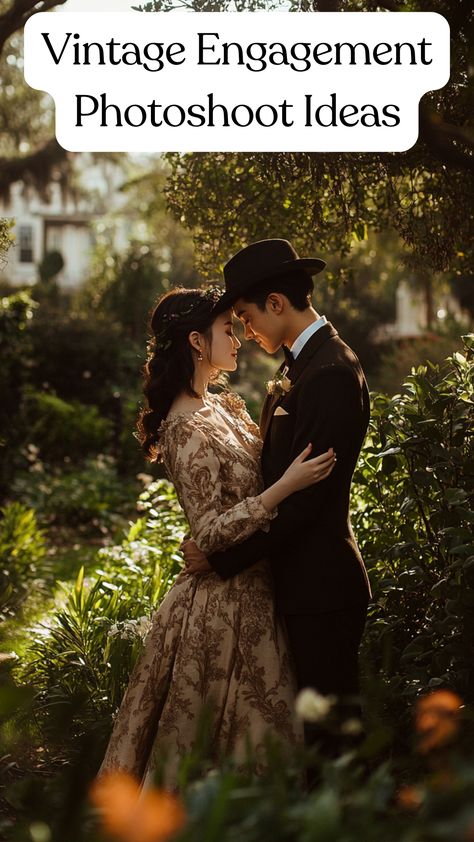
[180,538,212,574]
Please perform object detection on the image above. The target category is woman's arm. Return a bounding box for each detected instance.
[162,421,275,556]
[162,420,334,557]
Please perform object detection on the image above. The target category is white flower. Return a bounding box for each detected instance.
[136,472,154,487]
[295,688,335,722]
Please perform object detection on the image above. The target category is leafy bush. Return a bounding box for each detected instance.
[26,310,141,410]
[3,685,474,842]
[0,502,46,622]
[22,389,113,463]
[353,334,474,712]
[0,292,38,497]
[11,454,137,529]
[20,480,186,740]
[374,332,464,396]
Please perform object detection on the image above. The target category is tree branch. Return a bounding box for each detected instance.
[419,105,474,173]
[0,138,68,200]
[0,0,67,57]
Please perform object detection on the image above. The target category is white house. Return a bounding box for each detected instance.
[0,153,130,288]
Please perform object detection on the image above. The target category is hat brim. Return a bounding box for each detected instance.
[216,257,326,312]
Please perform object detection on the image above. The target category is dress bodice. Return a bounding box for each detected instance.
[158,391,275,555]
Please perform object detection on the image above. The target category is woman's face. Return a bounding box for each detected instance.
[207,310,241,371]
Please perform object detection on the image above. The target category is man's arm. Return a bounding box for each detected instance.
[208,367,362,580]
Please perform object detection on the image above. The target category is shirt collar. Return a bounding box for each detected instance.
[289,315,327,360]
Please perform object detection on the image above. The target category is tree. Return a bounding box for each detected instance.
[137,0,473,285]
[0,1,67,55]
[76,158,201,339]
[0,1,69,197]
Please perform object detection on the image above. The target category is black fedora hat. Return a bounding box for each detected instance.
[215,239,326,312]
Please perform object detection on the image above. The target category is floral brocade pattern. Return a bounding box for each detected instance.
[98,392,301,789]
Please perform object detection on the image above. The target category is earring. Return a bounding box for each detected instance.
[197,351,203,362]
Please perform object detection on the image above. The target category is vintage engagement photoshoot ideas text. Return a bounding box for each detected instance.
[24,11,449,150]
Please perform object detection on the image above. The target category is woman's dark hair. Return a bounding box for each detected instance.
[136,286,223,461]
[242,269,314,312]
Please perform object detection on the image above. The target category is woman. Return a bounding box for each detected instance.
[98,286,335,789]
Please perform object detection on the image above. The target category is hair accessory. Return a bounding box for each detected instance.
[153,286,224,353]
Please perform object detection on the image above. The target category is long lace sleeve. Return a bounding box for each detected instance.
[161,419,275,555]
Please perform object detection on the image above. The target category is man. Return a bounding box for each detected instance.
[182,238,372,737]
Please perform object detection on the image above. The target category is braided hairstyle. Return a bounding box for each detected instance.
[136,286,224,461]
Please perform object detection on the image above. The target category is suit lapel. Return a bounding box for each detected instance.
[261,322,338,445]
[285,322,338,386]
[259,359,286,439]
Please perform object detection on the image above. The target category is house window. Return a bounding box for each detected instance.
[19,225,34,263]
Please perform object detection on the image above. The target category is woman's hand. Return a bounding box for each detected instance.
[281,443,336,493]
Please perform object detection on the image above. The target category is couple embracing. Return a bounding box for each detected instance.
[98,238,372,789]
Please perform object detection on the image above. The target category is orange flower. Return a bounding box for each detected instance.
[415,690,463,754]
[89,770,186,842]
[396,785,423,812]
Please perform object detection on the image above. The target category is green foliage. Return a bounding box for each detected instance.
[38,251,64,284]
[0,502,46,621]
[77,163,201,337]
[374,332,464,396]
[3,699,474,842]
[11,454,137,529]
[26,309,140,409]
[0,295,50,491]
[0,291,37,449]
[20,480,186,740]
[0,290,146,501]
[84,242,168,342]
[0,216,13,259]
[135,0,294,10]
[151,2,473,281]
[33,250,65,307]
[164,148,473,282]
[353,334,474,705]
[173,740,474,842]
[21,390,113,463]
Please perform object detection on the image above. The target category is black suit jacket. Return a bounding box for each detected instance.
[208,322,372,614]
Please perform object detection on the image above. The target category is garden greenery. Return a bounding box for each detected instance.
[20,480,186,739]
[1,336,473,842]
[13,335,473,744]
[354,334,474,708]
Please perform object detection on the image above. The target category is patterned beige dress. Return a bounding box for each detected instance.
[98,391,300,789]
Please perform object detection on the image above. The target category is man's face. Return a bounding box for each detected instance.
[233,297,284,355]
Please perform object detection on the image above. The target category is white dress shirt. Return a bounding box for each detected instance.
[289,315,327,360]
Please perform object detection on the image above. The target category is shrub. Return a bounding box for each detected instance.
[11,454,137,529]
[20,480,186,740]
[353,334,474,714]
[21,390,113,463]
[0,292,38,497]
[0,502,46,623]
[374,332,464,397]
[26,310,140,410]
